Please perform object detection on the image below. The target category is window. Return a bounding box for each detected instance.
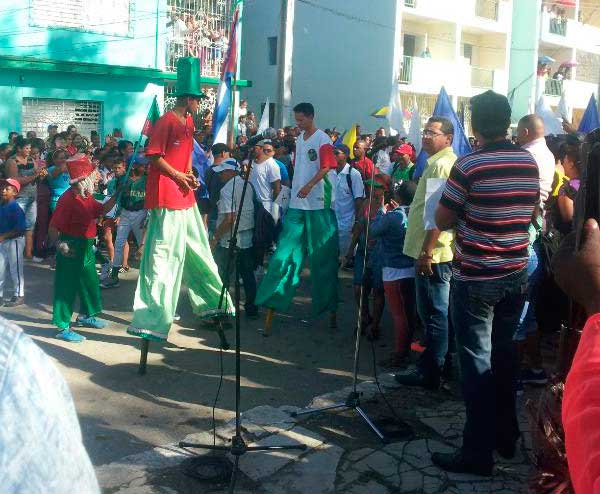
[403,34,416,57]
[29,0,133,37]
[268,36,278,66]
[463,43,473,64]
[21,98,102,138]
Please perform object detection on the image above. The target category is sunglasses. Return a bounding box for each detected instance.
[262,148,274,153]
[334,151,345,156]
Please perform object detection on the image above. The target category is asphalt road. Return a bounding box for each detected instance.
[2,260,393,466]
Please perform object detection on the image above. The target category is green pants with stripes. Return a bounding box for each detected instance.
[255,208,339,316]
[128,205,232,341]
[52,235,102,330]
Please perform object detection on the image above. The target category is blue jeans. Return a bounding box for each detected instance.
[451,269,528,462]
[514,241,542,341]
[415,261,452,380]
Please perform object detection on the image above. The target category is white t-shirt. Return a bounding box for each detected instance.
[249,157,281,209]
[522,137,555,206]
[216,175,255,249]
[290,129,336,210]
[374,149,393,176]
[333,163,365,231]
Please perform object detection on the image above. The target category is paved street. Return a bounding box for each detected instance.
[3,260,535,493]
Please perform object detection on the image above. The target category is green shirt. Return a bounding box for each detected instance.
[120,175,147,211]
[390,161,415,183]
[403,146,457,263]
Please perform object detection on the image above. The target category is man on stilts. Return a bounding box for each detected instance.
[50,155,121,342]
[127,57,232,347]
[255,102,339,334]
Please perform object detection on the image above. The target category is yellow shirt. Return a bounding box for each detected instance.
[403,146,457,263]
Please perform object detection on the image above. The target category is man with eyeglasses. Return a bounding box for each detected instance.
[352,139,375,180]
[395,116,457,390]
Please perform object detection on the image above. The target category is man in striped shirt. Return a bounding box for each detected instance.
[433,90,540,476]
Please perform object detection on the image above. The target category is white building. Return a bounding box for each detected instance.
[510,0,600,125]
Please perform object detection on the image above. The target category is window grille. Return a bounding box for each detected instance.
[21,98,102,138]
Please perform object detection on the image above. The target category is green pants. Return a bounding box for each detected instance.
[128,205,232,341]
[52,235,102,330]
[256,208,339,315]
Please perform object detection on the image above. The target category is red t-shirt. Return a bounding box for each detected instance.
[144,111,196,210]
[50,189,104,238]
[352,156,374,180]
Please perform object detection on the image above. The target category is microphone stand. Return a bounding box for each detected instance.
[179,160,306,492]
[290,161,389,443]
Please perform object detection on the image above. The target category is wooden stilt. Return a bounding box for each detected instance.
[138,339,149,375]
[264,308,274,337]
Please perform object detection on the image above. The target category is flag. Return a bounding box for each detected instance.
[535,95,564,135]
[257,97,271,135]
[407,96,422,157]
[141,96,160,137]
[387,81,407,137]
[557,90,572,124]
[212,6,240,145]
[342,124,358,159]
[413,87,472,179]
[578,94,600,133]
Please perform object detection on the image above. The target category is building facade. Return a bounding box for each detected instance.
[241,0,514,134]
[509,0,600,125]
[0,0,241,141]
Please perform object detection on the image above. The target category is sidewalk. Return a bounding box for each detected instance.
[97,373,533,494]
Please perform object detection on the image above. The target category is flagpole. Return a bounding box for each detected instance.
[227,74,236,149]
[123,95,158,186]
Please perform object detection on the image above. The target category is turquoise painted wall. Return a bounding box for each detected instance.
[0,0,167,69]
[508,0,541,121]
[0,70,163,141]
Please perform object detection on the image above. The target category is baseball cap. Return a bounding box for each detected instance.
[256,139,273,147]
[392,144,416,162]
[0,178,21,193]
[47,123,58,130]
[334,143,351,156]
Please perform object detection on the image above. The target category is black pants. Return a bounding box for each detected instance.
[214,245,257,315]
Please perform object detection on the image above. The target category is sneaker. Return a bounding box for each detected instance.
[55,329,86,343]
[32,256,44,263]
[76,315,107,329]
[119,266,130,273]
[431,450,493,477]
[173,313,181,322]
[4,296,24,307]
[521,368,548,386]
[394,367,439,390]
[100,277,120,289]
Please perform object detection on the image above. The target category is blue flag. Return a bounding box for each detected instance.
[413,86,472,179]
[578,94,600,134]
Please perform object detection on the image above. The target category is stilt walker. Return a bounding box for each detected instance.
[255,102,339,334]
[127,57,232,371]
[50,155,121,342]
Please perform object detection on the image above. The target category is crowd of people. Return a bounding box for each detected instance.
[1,71,599,490]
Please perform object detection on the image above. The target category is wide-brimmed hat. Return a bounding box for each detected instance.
[175,57,206,98]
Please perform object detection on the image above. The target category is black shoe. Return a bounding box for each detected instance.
[4,296,24,307]
[431,450,493,477]
[394,368,439,390]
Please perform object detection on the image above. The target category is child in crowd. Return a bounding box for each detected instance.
[101,162,147,288]
[0,178,26,307]
[101,157,126,272]
[370,181,417,368]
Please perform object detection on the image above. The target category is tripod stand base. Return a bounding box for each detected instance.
[292,392,389,443]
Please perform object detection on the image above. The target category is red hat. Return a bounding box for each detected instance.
[66,154,95,184]
[392,144,416,162]
[0,178,21,193]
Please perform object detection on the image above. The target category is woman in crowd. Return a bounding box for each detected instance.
[5,136,48,258]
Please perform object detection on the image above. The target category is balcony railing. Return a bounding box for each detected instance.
[545,78,563,96]
[549,18,568,36]
[471,67,494,88]
[404,0,417,8]
[398,55,413,84]
[475,0,499,21]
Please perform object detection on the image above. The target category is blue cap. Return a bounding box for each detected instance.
[334,143,351,156]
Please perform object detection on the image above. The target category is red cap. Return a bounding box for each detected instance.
[66,154,95,184]
[0,178,20,193]
[392,144,416,162]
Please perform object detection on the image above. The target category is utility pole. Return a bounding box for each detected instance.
[276,0,295,128]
